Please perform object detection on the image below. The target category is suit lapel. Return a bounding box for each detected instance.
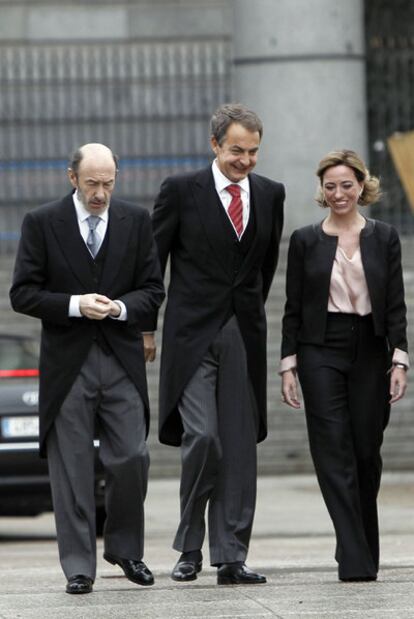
[192,169,273,282]
[99,201,131,292]
[234,174,268,286]
[51,194,131,293]
[51,194,94,290]
[359,219,379,306]
[191,168,233,278]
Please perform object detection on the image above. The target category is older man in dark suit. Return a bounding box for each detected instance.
[10,143,164,594]
[145,104,285,584]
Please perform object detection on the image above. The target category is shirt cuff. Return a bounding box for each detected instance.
[392,348,410,369]
[110,300,127,321]
[69,295,82,317]
[279,354,297,375]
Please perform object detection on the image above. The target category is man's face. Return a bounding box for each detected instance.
[68,157,116,215]
[211,122,261,182]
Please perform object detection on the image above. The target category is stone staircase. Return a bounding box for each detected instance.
[1,238,413,477]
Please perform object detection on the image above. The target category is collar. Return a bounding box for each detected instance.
[211,160,250,196]
[316,216,375,242]
[72,190,109,223]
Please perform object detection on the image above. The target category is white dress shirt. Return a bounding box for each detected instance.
[212,160,250,238]
[68,191,127,320]
[72,189,108,253]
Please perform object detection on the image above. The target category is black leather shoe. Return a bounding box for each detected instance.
[103,552,154,586]
[171,551,202,582]
[66,575,93,594]
[217,563,266,585]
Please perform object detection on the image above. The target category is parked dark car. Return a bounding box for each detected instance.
[0,333,106,533]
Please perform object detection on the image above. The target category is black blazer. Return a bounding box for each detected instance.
[281,218,408,359]
[10,193,165,456]
[147,166,285,446]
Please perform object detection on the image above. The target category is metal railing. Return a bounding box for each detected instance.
[0,38,232,253]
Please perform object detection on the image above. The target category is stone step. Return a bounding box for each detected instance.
[1,237,413,477]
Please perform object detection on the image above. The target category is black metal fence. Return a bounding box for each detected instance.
[0,38,231,253]
[366,0,414,233]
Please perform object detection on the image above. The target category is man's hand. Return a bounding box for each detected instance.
[79,293,112,320]
[143,333,156,363]
[108,300,122,318]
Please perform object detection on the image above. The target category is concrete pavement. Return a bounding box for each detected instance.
[1,472,414,618]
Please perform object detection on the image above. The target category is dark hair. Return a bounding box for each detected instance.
[68,147,119,177]
[315,149,382,207]
[210,103,263,145]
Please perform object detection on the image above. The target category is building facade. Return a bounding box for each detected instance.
[0,0,412,474]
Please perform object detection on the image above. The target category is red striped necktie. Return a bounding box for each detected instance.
[226,184,243,237]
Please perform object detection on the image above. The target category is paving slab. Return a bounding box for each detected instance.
[0,473,414,618]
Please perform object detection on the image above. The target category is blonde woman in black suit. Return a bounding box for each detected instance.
[280,149,409,582]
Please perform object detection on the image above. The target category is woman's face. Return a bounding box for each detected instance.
[322,165,363,216]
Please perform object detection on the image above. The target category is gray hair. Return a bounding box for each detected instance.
[210,103,263,145]
[68,147,119,177]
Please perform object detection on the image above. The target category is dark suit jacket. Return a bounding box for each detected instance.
[10,193,165,456]
[146,166,285,446]
[281,218,408,358]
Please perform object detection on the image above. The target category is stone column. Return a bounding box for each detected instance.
[233,0,367,233]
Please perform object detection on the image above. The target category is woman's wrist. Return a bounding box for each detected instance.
[392,362,408,371]
[281,367,297,375]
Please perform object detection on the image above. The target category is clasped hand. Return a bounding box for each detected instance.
[79,293,120,320]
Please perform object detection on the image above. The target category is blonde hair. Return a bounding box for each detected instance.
[315,149,381,208]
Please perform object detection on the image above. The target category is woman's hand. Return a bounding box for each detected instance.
[281,369,301,409]
[389,366,408,403]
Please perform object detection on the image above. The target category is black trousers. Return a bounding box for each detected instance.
[297,313,390,580]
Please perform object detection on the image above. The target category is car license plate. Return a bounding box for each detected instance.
[1,416,39,438]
